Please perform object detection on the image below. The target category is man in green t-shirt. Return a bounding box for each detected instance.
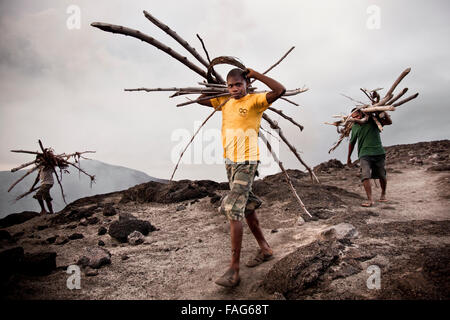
[347,108,392,207]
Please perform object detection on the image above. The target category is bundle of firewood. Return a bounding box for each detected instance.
[8,140,96,203]
[327,68,419,153]
[91,10,316,217]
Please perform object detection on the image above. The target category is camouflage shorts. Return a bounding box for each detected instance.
[219,162,262,221]
[33,184,53,201]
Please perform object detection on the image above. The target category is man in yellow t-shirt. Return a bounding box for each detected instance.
[198,68,286,287]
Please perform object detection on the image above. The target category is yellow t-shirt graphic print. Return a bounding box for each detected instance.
[210,93,271,162]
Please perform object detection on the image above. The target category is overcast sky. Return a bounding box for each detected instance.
[1,0,449,182]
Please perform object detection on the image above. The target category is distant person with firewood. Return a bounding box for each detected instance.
[347,108,392,207]
[31,155,55,215]
[198,68,286,287]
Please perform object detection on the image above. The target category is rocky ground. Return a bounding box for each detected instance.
[0,140,449,300]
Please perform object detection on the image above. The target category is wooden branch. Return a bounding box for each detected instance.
[347,114,369,125]
[341,93,366,105]
[8,165,38,192]
[280,97,300,106]
[10,150,39,155]
[198,82,226,88]
[393,93,419,107]
[360,88,374,103]
[124,87,228,93]
[268,107,304,131]
[11,160,37,172]
[259,131,312,217]
[263,46,295,75]
[386,88,408,105]
[384,67,411,99]
[170,90,219,98]
[207,56,246,83]
[15,186,40,201]
[176,93,230,107]
[260,125,281,142]
[170,98,230,181]
[196,34,212,64]
[281,88,309,96]
[142,10,225,84]
[361,106,395,113]
[195,33,225,85]
[67,162,96,187]
[262,114,319,183]
[328,135,347,154]
[61,151,96,158]
[251,46,295,85]
[91,22,209,80]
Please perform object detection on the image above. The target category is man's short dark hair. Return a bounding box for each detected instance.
[227,68,247,81]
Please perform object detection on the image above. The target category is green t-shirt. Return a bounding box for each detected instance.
[350,119,385,159]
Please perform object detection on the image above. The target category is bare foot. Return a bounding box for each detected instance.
[361,201,374,207]
[379,195,388,202]
[215,268,240,287]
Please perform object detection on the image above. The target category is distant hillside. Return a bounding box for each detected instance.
[0,160,165,218]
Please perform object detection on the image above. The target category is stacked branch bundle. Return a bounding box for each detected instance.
[91,10,317,217]
[327,68,419,153]
[8,140,96,203]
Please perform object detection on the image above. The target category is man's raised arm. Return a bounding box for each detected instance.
[245,68,286,104]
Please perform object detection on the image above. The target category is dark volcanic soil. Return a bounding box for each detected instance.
[1,140,449,300]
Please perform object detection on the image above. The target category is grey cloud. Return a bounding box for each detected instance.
[0,0,449,183]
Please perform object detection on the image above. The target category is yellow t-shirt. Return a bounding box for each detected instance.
[210,93,271,162]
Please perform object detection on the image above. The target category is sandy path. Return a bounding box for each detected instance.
[3,164,449,300]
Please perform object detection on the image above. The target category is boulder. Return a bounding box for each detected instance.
[313,159,345,173]
[77,247,111,269]
[108,216,156,243]
[46,235,58,244]
[263,238,342,299]
[84,267,99,277]
[427,164,450,172]
[127,231,145,245]
[0,247,24,282]
[209,193,221,204]
[68,233,84,240]
[176,205,186,211]
[120,180,219,204]
[319,223,358,243]
[103,204,117,217]
[0,211,39,228]
[87,217,99,225]
[50,206,97,225]
[21,252,57,276]
[55,236,69,245]
[97,226,107,236]
[0,230,12,241]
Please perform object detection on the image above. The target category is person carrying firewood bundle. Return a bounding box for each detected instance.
[31,154,55,215]
[197,68,286,287]
[347,108,392,207]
